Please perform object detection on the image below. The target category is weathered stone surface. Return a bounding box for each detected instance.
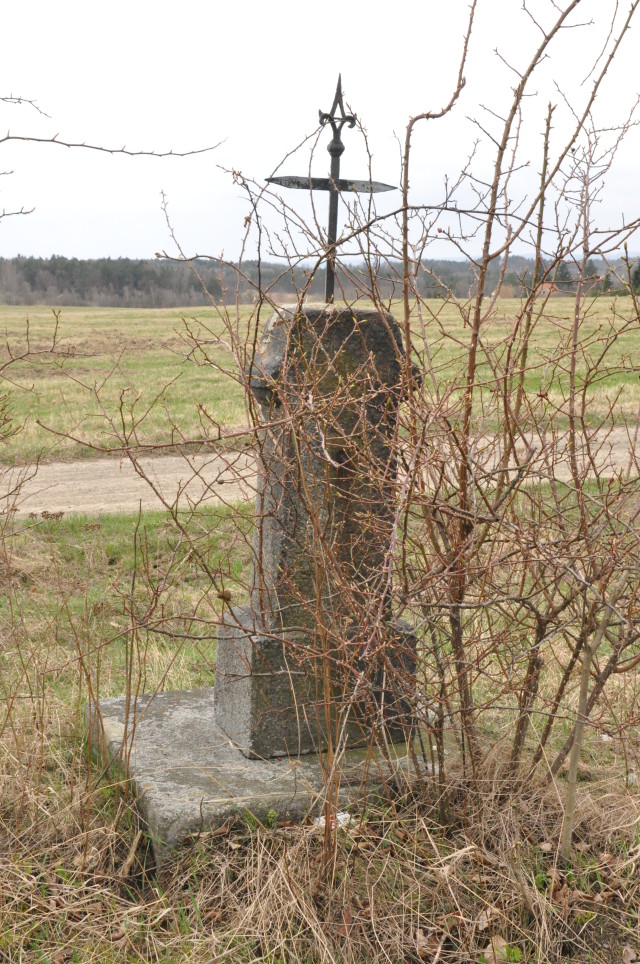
[215,606,416,758]
[215,605,372,758]
[247,304,405,630]
[214,305,416,759]
[87,688,417,865]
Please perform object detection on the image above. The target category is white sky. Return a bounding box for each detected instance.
[2,0,640,262]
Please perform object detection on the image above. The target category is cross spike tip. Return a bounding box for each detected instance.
[330,75,345,120]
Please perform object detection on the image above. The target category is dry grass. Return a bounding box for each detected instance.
[2,739,640,962]
[2,505,640,963]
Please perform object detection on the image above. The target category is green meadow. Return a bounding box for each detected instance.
[0,296,638,464]
[0,304,249,464]
[0,503,253,709]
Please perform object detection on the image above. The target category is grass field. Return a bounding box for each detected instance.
[0,305,248,464]
[0,503,253,703]
[1,296,640,464]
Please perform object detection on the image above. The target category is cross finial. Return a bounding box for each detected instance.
[319,75,356,158]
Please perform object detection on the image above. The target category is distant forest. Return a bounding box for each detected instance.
[0,254,632,307]
[0,257,223,308]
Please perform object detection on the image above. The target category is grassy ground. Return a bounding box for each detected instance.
[2,500,640,960]
[3,779,639,962]
[1,296,639,463]
[0,503,252,705]
[3,298,640,961]
[0,305,250,464]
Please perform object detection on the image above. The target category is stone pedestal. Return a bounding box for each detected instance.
[214,305,416,758]
[86,690,419,867]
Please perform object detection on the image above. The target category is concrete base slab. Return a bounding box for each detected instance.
[86,688,417,865]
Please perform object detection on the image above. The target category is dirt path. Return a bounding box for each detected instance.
[1,451,257,518]
[1,426,637,518]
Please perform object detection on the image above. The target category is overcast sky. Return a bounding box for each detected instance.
[2,0,640,263]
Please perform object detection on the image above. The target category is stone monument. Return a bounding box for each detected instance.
[88,78,417,863]
[214,304,415,758]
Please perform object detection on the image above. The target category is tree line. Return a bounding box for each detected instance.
[0,254,635,307]
[0,256,223,308]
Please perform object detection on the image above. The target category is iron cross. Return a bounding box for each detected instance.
[267,76,396,303]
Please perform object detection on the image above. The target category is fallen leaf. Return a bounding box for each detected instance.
[554,882,574,916]
[72,846,100,870]
[570,899,592,919]
[67,901,104,921]
[593,890,616,904]
[559,762,593,780]
[608,876,625,891]
[84,901,104,915]
[477,906,498,931]
[538,841,553,853]
[337,907,353,938]
[480,935,510,963]
[416,928,444,960]
[52,951,74,964]
[622,946,639,964]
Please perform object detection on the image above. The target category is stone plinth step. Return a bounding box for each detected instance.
[86,688,417,866]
